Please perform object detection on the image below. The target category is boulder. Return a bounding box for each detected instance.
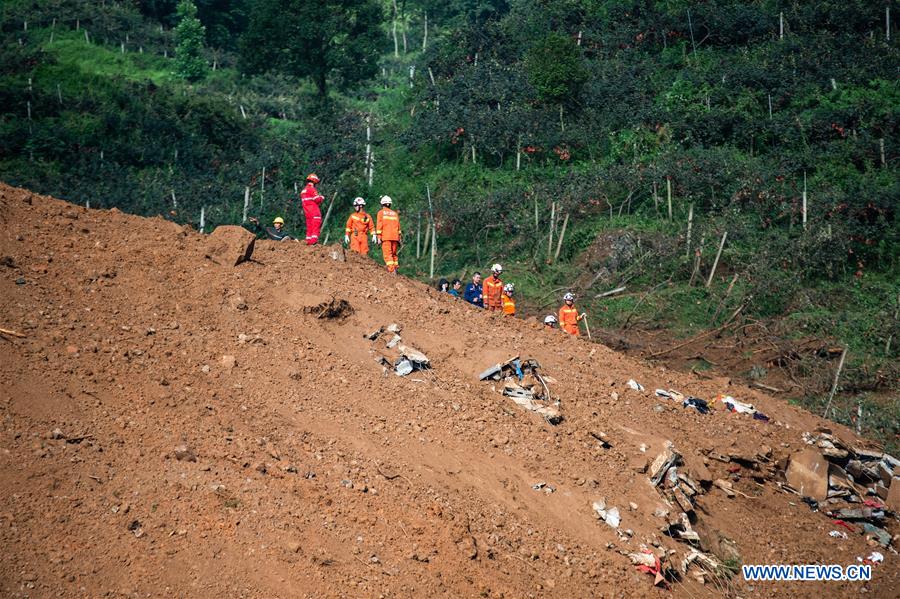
[206,225,255,266]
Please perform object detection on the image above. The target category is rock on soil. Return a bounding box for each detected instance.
[205,225,255,266]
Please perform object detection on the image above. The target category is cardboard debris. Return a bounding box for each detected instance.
[785,449,829,502]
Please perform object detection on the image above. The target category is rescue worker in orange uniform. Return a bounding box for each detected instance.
[559,292,585,335]
[344,197,374,255]
[375,195,401,273]
[300,173,324,245]
[501,283,516,316]
[482,264,504,311]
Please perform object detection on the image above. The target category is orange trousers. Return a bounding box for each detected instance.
[381,240,399,272]
[349,233,369,255]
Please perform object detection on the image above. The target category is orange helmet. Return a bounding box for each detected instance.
[306,173,320,184]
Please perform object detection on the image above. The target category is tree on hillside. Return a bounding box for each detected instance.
[239,0,384,98]
[174,0,207,81]
[524,32,586,104]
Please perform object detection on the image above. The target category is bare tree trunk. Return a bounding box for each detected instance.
[422,12,428,51]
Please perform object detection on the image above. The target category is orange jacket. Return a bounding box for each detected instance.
[502,293,515,316]
[483,276,504,310]
[559,304,581,335]
[345,211,374,236]
[376,208,401,241]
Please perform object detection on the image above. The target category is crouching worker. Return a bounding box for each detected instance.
[248,216,296,241]
[502,283,516,316]
[544,314,557,329]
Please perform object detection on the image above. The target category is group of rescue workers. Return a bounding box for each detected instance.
[249,173,589,336]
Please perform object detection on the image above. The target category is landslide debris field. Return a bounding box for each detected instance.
[1,182,897,598]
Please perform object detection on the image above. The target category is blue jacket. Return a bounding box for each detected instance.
[464,283,483,307]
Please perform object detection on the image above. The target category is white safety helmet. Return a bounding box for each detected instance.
[563,292,575,302]
[544,314,557,324]
[380,195,392,206]
[353,197,366,207]
[503,283,514,294]
[491,263,503,274]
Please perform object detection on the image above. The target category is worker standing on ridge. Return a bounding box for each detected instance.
[464,272,483,307]
[559,292,586,336]
[344,197,374,255]
[375,195,402,273]
[301,173,324,245]
[482,264,504,312]
[501,283,516,316]
[247,216,296,241]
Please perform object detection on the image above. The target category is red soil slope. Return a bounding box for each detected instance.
[0,183,896,597]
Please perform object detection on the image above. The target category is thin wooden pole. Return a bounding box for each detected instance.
[416,212,421,259]
[779,12,784,39]
[768,94,773,119]
[429,222,436,279]
[666,177,673,221]
[422,217,431,254]
[422,12,428,51]
[690,236,704,286]
[705,231,728,288]
[685,203,694,258]
[653,181,659,216]
[548,201,556,260]
[887,6,891,41]
[880,138,886,167]
[802,171,807,230]
[365,114,372,187]
[242,187,250,223]
[711,273,738,323]
[320,192,338,232]
[199,206,206,233]
[822,347,848,419]
[534,196,539,231]
[553,212,570,262]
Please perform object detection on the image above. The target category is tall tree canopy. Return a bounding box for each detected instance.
[240,0,384,97]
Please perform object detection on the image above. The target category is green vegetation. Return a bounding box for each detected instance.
[0,0,896,448]
[174,0,206,81]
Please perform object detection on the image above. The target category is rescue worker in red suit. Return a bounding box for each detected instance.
[301,173,324,245]
[375,195,401,273]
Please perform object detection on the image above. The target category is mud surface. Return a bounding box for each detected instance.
[0,183,896,597]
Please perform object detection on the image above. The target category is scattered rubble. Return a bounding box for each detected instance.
[479,357,561,424]
[366,324,430,376]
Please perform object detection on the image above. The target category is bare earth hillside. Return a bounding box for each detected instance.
[0,183,896,597]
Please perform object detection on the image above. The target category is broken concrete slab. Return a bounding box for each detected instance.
[883,478,900,512]
[785,449,829,502]
[205,225,256,266]
[649,447,681,487]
